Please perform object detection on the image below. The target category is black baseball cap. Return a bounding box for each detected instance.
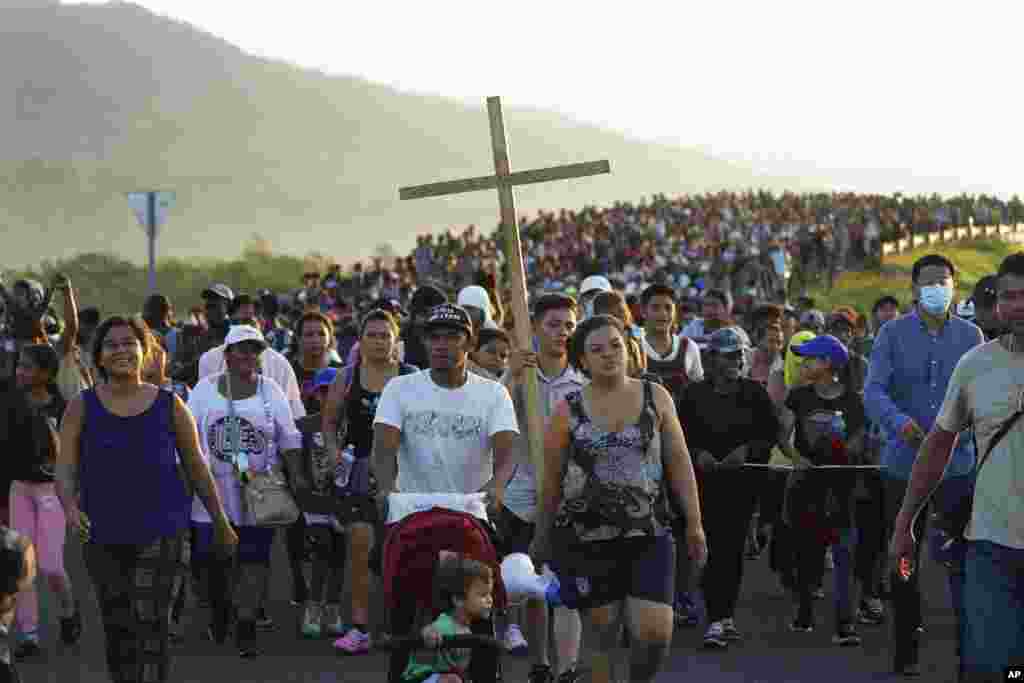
[201,283,234,302]
[423,304,473,337]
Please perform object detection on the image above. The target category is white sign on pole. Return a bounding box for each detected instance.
[126,191,175,235]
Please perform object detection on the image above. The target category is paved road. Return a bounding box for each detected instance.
[20,530,960,683]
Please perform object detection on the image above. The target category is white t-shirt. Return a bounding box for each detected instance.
[935,340,1024,550]
[198,345,306,418]
[374,370,519,495]
[188,374,303,526]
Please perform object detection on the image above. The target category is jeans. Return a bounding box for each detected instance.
[698,470,757,623]
[962,540,1024,680]
[853,471,886,597]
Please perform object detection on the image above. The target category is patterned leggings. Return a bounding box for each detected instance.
[83,532,189,683]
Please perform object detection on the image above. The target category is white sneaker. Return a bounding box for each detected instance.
[504,624,528,654]
[824,547,834,571]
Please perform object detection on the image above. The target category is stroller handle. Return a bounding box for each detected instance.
[374,634,502,652]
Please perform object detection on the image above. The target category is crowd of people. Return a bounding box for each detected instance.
[0,203,1019,683]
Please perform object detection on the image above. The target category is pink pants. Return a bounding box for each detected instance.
[9,481,73,634]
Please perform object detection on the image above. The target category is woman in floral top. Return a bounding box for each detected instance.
[530,315,706,683]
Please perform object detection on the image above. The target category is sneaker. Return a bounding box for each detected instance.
[832,623,862,647]
[60,606,83,646]
[301,603,322,639]
[720,617,742,641]
[674,592,700,627]
[13,637,40,660]
[824,547,834,570]
[703,621,728,649]
[333,627,371,655]
[236,620,262,658]
[857,598,885,625]
[812,586,825,600]
[504,624,528,655]
[789,618,814,633]
[255,609,277,632]
[556,667,582,683]
[528,664,554,683]
[322,604,346,637]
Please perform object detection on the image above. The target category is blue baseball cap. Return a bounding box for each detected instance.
[708,327,749,354]
[792,334,849,368]
[312,367,338,392]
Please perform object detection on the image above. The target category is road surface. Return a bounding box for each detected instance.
[19,529,960,683]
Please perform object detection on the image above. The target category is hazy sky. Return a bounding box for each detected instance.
[73,1,1022,194]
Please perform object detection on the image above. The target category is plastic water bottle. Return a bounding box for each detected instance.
[829,411,849,466]
[830,412,847,440]
[335,446,356,491]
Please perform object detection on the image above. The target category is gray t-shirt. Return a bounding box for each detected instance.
[936,340,1024,549]
[503,366,585,523]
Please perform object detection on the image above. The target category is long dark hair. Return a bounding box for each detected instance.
[568,314,625,377]
[91,316,151,381]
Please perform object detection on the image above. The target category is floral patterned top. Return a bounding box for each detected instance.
[554,381,670,544]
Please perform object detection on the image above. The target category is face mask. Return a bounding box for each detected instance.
[918,284,953,316]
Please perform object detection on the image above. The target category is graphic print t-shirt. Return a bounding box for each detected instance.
[187,374,302,526]
[374,370,519,494]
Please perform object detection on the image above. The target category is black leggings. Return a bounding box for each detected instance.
[285,515,309,602]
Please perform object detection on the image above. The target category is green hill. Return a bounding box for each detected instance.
[0,2,827,271]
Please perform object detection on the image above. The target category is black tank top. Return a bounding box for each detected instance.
[343,363,417,459]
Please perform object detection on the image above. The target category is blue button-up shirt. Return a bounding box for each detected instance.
[865,310,984,480]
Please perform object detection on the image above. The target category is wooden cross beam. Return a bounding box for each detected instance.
[399,96,611,486]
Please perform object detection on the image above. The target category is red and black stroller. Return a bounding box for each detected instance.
[376,493,507,683]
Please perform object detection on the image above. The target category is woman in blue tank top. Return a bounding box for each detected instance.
[54,316,237,683]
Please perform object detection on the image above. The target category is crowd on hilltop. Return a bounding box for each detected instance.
[402,191,1024,303]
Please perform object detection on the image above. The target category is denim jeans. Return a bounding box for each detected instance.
[962,540,1024,679]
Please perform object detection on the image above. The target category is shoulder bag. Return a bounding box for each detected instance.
[929,389,1024,541]
[226,374,300,527]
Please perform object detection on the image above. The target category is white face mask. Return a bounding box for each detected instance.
[919,284,953,316]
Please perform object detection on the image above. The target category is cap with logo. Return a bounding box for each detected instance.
[708,327,750,354]
[202,283,235,302]
[791,334,849,368]
[423,304,473,336]
[224,324,266,350]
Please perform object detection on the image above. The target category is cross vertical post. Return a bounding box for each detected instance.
[398,96,611,489]
[486,96,546,486]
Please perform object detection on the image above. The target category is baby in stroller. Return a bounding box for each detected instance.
[401,554,495,683]
[379,493,507,683]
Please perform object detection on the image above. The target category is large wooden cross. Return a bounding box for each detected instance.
[399,96,611,485]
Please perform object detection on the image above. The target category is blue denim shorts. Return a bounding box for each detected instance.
[962,540,1024,676]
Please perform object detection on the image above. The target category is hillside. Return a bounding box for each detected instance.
[0,2,830,270]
